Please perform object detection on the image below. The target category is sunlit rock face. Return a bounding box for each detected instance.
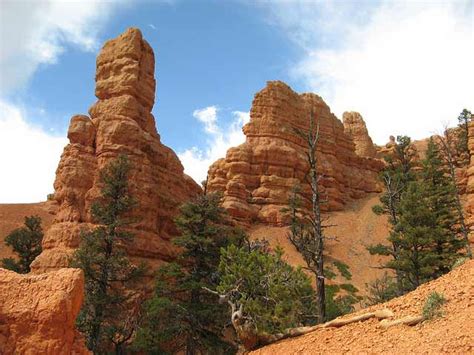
[0,268,90,354]
[343,111,377,158]
[207,81,384,225]
[31,28,201,273]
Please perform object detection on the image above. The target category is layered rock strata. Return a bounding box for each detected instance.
[0,268,89,354]
[342,112,376,158]
[466,119,474,229]
[31,28,200,273]
[207,81,384,225]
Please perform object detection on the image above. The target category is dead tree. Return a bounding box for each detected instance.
[288,110,326,323]
[437,128,472,259]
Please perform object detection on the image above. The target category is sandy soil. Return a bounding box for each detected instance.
[250,260,474,354]
[249,193,390,294]
[0,202,55,259]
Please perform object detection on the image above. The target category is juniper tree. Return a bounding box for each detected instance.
[211,242,315,350]
[1,215,43,273]
[70,155,144,354]
[133,193,245,355]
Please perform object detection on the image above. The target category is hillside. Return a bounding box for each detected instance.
[250,260,474,354]
[0,202,55,260]
[249,193,390,294]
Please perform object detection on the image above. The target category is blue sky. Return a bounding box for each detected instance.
[0,0,473,202]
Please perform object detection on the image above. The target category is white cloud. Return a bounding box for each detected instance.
[262,0,474,144]
[193,106,219,134]
[0,0,129,202]
[0,101,67,203]
[0,0,128,95]
[179,108,250,184]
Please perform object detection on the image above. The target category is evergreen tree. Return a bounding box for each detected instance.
[386,181,438,289]
[1,215,43,273]
[421,138,464,275]
[70,155,144,354]
[456,108,471,161]
[369,135,416,292]
[133,193,245,354]
[215,242,315,350]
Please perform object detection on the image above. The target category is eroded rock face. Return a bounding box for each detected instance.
[31,28,201,273]
[466,120,474,230]
[207,81,384,225]
[342,112,376,158]
[0,268,89,354]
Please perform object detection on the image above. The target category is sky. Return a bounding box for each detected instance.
[0,0,473,203]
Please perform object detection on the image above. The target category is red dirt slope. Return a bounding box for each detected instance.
[0,202,55,260]
[250,260,474,354]
[249,193,390,294]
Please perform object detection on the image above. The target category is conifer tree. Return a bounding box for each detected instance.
[287,111,326,323]
[369,135,416,292]
[456,108,471,161]
[1,215,43,273]
[214,242,315,350]
[386,181,439,289]
[421,138,464,274]
[70,155,144,354]
[133,193,245,354]
[285,185,360,322]
[437,127,472,258]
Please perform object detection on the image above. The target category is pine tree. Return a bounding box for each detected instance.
[287,111,326,323]
[1,215,43,273]
[284,185,360,322]
[369,135,416,292]
[421,138,464,274]
[387,181,439,289]
[456,108,471,162]
[70,155,145,354]
[133,193,245,354]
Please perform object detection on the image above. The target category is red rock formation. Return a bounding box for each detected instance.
[31,28,201,273]
[207,81,384,225]
[342,112,376,158]
[0,268,89,354]
[465,120,474,230]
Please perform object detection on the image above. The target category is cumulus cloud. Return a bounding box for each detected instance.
[0,0,128,95]
[0,0,129,202]
[193,106,219,134]
[0,101,67,202]
[262,0,474,144]
[179,107,250,184]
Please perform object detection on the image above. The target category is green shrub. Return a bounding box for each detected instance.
[451,257,468,270]
[364,273,399,306]
[422,292,446,320]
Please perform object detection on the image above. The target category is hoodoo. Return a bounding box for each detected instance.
[31,28,201,273]
[207,81,384,225]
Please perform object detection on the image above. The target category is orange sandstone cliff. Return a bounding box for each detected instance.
[342,111,377,158]
[31,28,201,273]
[0,268,89,354]
[207,81,384,225]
